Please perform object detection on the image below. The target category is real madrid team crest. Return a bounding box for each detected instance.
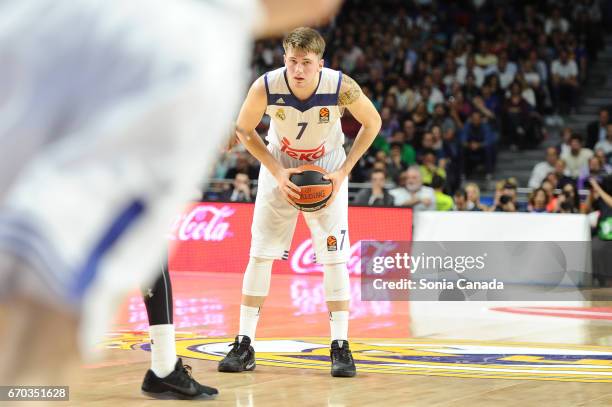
[276,108,286,121]
[319,107,329,123]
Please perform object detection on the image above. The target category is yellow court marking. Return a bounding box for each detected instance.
[102,333,612,383]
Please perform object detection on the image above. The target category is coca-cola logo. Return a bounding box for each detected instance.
[291,239,363,275]
[290,239,399,275]
[169,205,235,241]
[126,296,226,332]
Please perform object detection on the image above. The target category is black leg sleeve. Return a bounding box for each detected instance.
[142,259,173,325]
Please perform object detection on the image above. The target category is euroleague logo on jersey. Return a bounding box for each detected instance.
[318,107,330,123]
[326,235,337,251]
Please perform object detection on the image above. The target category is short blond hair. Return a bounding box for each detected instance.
[465,182,480,199]
[283,27,325,58]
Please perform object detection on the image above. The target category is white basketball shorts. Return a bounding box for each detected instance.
[250,144,350,265]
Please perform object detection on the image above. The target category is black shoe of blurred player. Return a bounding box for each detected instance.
[330,340,356,377]
[141,358,218,400]
[218,335,256,372]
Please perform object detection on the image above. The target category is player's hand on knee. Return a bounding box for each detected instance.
[275,167,302,202]
[323,169,347,207]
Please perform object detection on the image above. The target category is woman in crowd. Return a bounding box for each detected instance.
[528,187,550,213]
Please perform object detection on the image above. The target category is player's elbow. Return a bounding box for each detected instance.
[235,126,255,143]
[368,111,382,133]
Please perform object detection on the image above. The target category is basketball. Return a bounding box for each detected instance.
[289,164,333,212]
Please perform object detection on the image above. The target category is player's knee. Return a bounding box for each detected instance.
[323,262,350,301]
[241,257,273,297]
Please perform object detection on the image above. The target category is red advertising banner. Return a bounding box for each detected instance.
[168,202,412,275]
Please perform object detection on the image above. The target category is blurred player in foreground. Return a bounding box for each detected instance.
[0,0,342,397]
[218,27,381,377]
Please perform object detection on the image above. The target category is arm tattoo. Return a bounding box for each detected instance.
[338,75,362,106]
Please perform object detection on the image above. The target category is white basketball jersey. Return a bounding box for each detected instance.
[264,67,344,161]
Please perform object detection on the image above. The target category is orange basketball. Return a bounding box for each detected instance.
[289,164,333,212]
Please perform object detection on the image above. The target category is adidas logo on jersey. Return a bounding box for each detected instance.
[275,97,285,104]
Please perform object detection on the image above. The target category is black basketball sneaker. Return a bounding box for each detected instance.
[330,340,356,377]
[141,358,218,400]
[218,335,256,372]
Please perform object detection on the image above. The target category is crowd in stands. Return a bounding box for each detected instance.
[207,0,612,242]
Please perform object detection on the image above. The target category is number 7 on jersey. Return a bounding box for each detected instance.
[296,122,308,140]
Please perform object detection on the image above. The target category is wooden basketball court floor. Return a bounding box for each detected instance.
[46,272,612,405]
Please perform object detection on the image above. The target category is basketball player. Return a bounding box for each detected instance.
[218,27,381,377]
[0,0,343,393]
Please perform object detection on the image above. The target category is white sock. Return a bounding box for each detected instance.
[329,311,349,345]
[239,305,260,345]
[149,324,177,378]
